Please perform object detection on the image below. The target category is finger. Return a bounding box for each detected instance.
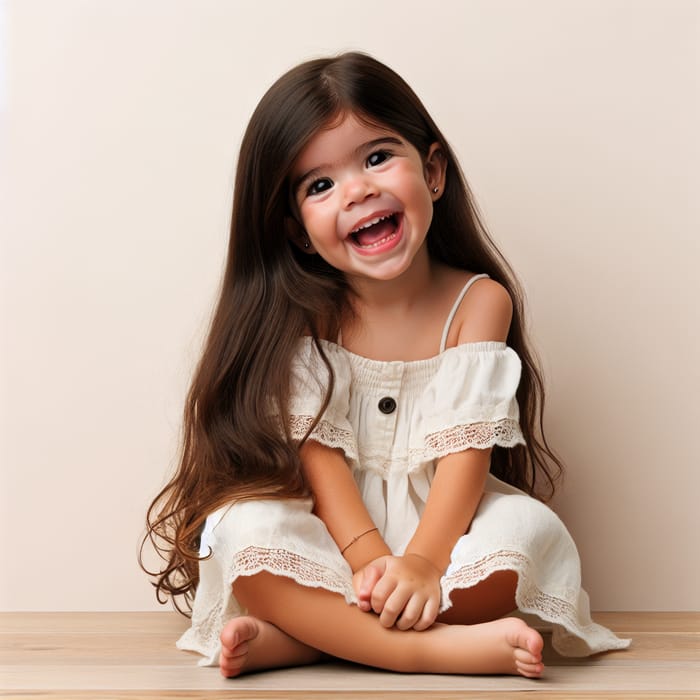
[359,564,383,612]
[369,575,397,614]
[378,588,411,628]
[395,594,426,631]
[356,591,372,612]
[359,563,384,598]
[413,595,440,631]
[352,572,368,607]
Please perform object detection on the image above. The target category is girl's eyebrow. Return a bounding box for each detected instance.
[292,136,404,194]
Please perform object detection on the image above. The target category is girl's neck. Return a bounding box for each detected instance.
[348,245,436,314]
[341,253,463,361]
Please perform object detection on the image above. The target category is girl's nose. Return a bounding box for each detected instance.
[342,175,377,209]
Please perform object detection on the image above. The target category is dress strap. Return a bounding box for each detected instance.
[439,273,490,352]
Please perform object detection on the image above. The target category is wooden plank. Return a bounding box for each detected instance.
[1,630,697,665]
[1,612,698,699]
[2,611,696,635]
[591,612,700,634]
[0,611,189,635]
[544,633,699,662]
[2,692,700,700]
[2,661,699,692]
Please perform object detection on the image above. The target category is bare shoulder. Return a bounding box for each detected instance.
[453,277,513,345]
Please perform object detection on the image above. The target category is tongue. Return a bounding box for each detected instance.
[354,218,396,247]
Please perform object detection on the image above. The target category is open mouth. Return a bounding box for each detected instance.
[349,213,401,249]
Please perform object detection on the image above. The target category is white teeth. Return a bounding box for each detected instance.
[350,214,391,235]
[358,232,397,248]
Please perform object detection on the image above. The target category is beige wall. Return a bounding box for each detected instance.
[2,0,698,612]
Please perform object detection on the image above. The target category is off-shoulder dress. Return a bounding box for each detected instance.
[177,274,630,665]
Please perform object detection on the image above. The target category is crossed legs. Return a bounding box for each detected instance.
[219,569,543,679]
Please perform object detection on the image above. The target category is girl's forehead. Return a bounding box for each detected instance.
[292,114,402,174]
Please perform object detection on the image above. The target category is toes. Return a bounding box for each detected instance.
[220,655,246,678]
[220,641,249,660]
[514,646,541,666]
[220,616,258,650]
[515,659,544,678]
[218,616,261,678]
[220,640,250,678]
[220,626,240,649]
[502,617,544,678]
[506,618,544,660]
[526,630,544,658]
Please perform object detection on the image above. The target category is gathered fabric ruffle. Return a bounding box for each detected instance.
[178,336,629,666]
[177,482,630,667]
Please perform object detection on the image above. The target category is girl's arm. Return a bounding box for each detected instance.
[404,447,491,570]
[301,440,434,619]
[299,440,391,572]
[409,278,513,574]
[366,278,514,629]
[363,449,491,630]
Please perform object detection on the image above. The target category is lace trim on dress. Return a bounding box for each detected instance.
[289,415,357,457]
[441,550,630,657]
[230,546,356,605]
[289,415,524,477]
[179,544,629,663]
[178,597,227,662]
[350,418,526,477]
[425,418,525,453]
[177,545,357,664]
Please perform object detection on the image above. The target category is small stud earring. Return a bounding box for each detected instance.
[303,240,310,249]
[432,187,439,193]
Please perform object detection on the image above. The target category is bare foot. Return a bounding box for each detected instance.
[505,617,545,678]
[219,616,322,678]
[479,617,544,678]
[218,614,542,678]
[417,617,544,678]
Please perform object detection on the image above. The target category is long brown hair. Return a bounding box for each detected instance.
[141,52,563,613]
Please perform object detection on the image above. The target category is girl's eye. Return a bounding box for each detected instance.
[367,150,391,167]
[307,178,333,196]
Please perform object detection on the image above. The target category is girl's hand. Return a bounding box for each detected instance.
[352,556,390,613]
[353,554,442,631]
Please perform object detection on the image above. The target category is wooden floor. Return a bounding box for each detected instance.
[0,612,698,699]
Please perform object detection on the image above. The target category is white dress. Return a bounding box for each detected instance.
[177,274,630,665]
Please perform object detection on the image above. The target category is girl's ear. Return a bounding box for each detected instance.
[285,216,316,254]
[424,143,447,201]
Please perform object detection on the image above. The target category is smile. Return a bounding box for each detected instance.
[349,213,400,244]
[348,213,403,255]
[350,213,395,236]
[356,231,397,249]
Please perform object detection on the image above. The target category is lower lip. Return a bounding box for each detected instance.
[351,217,404,257]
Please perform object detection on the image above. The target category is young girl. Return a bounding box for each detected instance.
[143,52,629,679]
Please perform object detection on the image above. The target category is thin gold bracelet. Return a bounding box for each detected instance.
[341,527,379,555]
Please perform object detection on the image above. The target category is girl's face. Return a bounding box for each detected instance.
[290,113,445,286]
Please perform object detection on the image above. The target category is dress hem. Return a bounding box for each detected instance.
[178,544,630,666]
[442,549,631,657]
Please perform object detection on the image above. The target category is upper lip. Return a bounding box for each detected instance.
[346,210,398,238]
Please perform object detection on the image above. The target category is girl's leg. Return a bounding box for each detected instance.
[438,570,518,625]
[219,616,323,677]
[220,571,543,678]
